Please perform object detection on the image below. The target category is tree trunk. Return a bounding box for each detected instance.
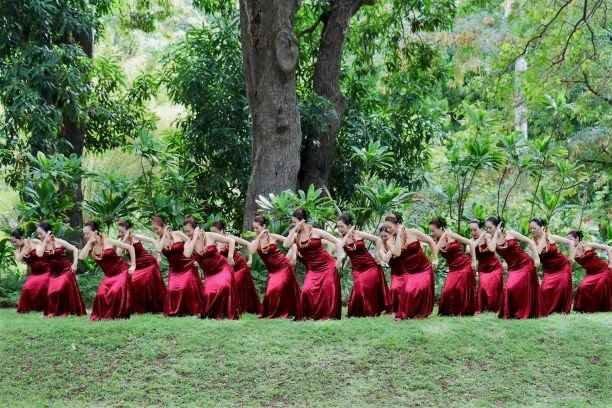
[240,0,303,228]
[299,0,369,190]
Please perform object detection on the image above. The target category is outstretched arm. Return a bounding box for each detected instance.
[316,229,345,265]
[445,229,472,246]
[57,238,79,272]
[509,230,540,267]
[549,234,572,246]
[109,239,136,272]
[410,228,439,265]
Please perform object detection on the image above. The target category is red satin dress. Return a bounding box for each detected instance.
[258,243,301,319]
[131,241,166,313]
[438,241,476,316]
[475,243,503,313]
[539,243,572,316]
[497,239,539,319]
[345,240,389,317]
[573,249,612,313]
[91,248,133,320]
[162,241,203,316]
[44,247,86,317]
[389,241,435,319]
[195,245,238,319]
[221,248,261,314]
[17,250,50,313]
[298,237,342,320]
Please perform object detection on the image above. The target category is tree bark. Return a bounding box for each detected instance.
[240,0,303,228]
[298,0,371,189]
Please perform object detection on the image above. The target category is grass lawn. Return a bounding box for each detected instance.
[1,309,610,407]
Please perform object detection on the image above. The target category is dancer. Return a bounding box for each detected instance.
[381,213,437,319]
[336,212,389,317]
[469,220,503,313]
[285,208,343,320]
[485,217,540,319]
[249,215,301,319]
[183,217,239,319]
[211,220,261,315]
[117,219,166,313]
[35,222,86,317]
[529,218,573,316]
[80,221,135,320]
[567,230,611,313]
[11,229,49,313]
[152,216,203,316]
[430,217,476,316]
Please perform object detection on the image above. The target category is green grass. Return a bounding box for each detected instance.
[1,310,610,407]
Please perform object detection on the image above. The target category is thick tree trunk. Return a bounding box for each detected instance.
[240,0,303,228]
[298,0,370,190]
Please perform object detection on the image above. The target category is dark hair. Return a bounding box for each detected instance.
[10,228,24,240]
[485,216,501,227]
[529,217,547,227]
[117,219,133,229]
[384,211,403,224]
[183,216,198,229]
[253,214,268,227]
[37,222,53,233]
[567,230,583,241]
[292,208,309,221]
[212,220,226,232]
[337,212,353,226]
[429,216,447,229]
[469,219,484,228]
[151,216,165,227]
[84,221,100,232]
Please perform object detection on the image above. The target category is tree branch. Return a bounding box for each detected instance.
[517,0,576,58]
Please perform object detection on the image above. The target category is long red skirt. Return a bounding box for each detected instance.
[131,263,166,313]
[45,271,86,317]
[573,271,612,313]
[91,271,133,320]
[301,267,342,320]
[347,266,389,317]
[164,269,203,316]
[438,265,476,316]
[397,270,435,319]
[499,264,539,319]
[201,264,238,319]
[17,273,50,313]
[539,266,573,316]
[234,262,261,315]
[476,269,503,313]
[261,267,301,319]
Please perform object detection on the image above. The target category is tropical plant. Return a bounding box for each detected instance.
[82,173,137,231]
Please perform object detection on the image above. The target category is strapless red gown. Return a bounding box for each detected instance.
[389,241,435,319]
[345,240,389,317]
[497,239,539,319]
[44,247,86,317]
[258,243,301,319]
[162,242,203,316]
[438,241,476,316]
[298,238,341,320]
[573,250,612,313]
[475,243,503,313]
[17,250,50,313]
[221,248,261,314]
[195,245,238,319]
[91,248,133,320]
[539,243,572,316]
[131,242,166,313]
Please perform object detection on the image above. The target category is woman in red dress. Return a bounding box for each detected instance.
[80,221,135,320]
[469,220,503,313]
[381,213,438,319]
[183,217,239,319]
[567,230,611,313]
[285,208,343,320]
[211,220,261,315]
[486,217,540,319]
[248,215,301,319]
[11,229,49,313]
[529,218,573,316]
[430,217,476,316]
[35,222,86,317]
[117,219,166,313]
[152,216,203,317]
[336,212,389,317]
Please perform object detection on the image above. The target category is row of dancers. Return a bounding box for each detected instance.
[10,209,612,320]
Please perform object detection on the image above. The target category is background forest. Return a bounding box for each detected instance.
[0,0,610,305]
